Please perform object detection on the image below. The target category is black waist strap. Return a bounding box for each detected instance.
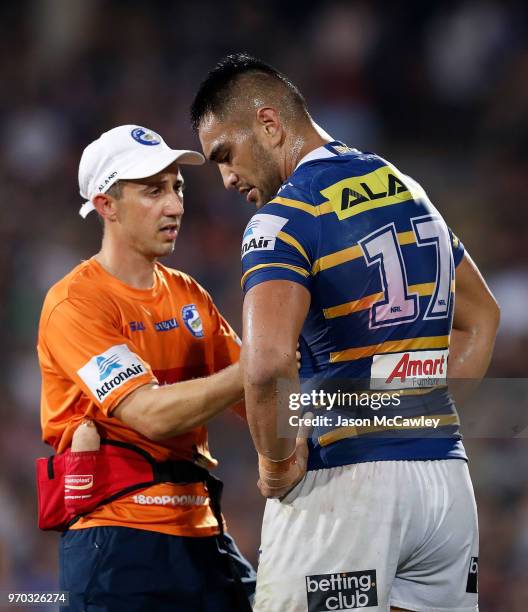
[95,440,226,533]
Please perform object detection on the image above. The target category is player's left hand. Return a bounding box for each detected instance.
[257,437,309,499]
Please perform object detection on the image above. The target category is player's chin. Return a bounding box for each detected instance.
[254,192,268,209]
[255,186,276,209]
[155,239,176,256]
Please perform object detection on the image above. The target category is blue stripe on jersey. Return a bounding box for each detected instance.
[307,437,467,470]
[241,142,467,467]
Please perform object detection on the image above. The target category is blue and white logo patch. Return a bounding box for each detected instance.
[77,344,147,403]
[182,304,204,338]
[131,127,161,146]
[96,354,122,380]
[241,213,288,259]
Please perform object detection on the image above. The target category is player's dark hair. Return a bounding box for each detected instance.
[190,52,308,131]
[106,181,123,200]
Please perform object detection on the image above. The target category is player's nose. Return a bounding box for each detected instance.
[220,166,238,191]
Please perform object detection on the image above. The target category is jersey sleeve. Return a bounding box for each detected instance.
[449,228,465,267]
[241,201,318,294]
[41,298,157,416]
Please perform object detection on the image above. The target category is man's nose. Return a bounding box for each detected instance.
[164,191,184,216]
[220,166,238,191]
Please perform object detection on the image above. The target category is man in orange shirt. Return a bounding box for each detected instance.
[37,125,255,610]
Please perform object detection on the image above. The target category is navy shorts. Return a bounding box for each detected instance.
[59,526,256,611]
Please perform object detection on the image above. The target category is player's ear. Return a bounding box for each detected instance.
[92,193,118,223]
[255,107,282,147]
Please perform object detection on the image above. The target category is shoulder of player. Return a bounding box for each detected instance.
[261,150,391,215]
[257,182,319,222]
[303,149,390,187]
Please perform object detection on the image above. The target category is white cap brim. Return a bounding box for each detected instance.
[79,148,205,218]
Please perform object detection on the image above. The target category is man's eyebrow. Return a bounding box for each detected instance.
[208,142,228,162]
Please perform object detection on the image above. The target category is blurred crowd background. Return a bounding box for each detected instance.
[1,0,527,609]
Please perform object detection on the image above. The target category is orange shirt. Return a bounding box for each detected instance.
[37,257,242,537]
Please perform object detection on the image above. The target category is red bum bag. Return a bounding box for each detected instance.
[36,439,223,532]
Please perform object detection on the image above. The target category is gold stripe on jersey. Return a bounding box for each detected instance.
[396,230,416,246]
[323,281,456,319]
[318,413,460,447]
[313,230,416,275]
[330,335,449,362]
[319,164,418,221]
[313,245,362,275]
[269,196,333,216]
[277,231,310,264]
[324,292,384,318]
[412,279,456,294]
[241,263,309,288]
[396,384,449,396]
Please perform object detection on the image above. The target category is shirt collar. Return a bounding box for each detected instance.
[294,144,337,171]
[293,139,359,171]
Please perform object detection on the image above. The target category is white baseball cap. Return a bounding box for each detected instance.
[78,125,205,218]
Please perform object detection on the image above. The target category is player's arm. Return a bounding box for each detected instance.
[113,364,243,440]
[448,252,500,379]
[239,196,316,495]
[243,280,310,496]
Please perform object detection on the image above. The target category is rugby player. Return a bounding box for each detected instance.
[191,54,500,612]
[37,125,255,611]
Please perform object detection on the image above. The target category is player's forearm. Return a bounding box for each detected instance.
[244,354,298,459]
[115,363,243,440]
[241,281,310,459]
[448,316,499,379]
[449,253,500,380]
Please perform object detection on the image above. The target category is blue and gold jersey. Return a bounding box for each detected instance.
[241,142,466,468]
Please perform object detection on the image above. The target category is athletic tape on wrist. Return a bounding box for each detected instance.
[258,447,297,475]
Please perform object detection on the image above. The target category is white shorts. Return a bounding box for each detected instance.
[254,460,478,612]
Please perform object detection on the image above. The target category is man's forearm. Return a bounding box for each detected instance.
[114,363,243,440]
[448,253,500,380]
[245,364,299,460]
[448,326,497,379]
[241,280,311,461]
